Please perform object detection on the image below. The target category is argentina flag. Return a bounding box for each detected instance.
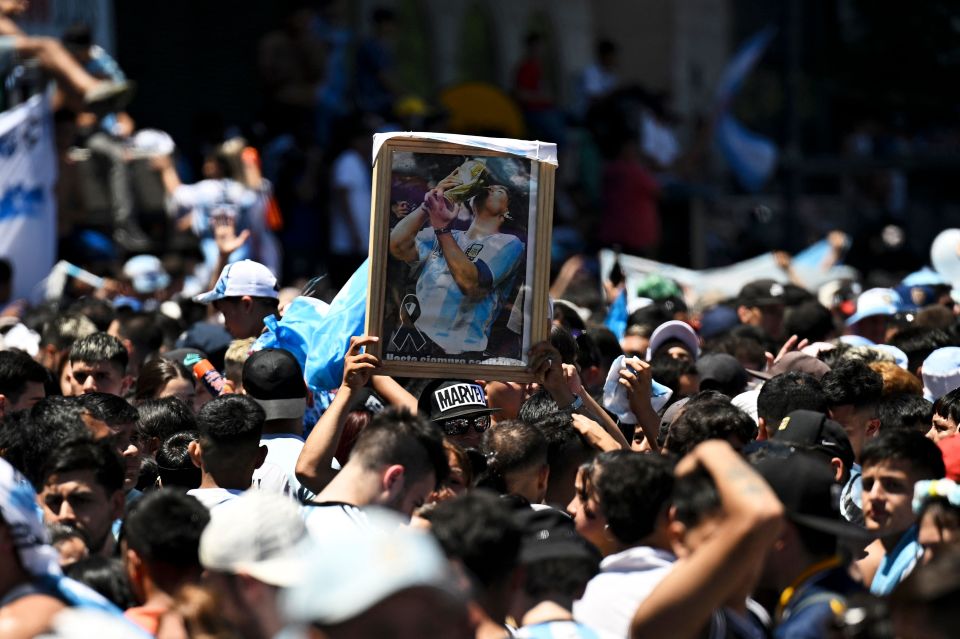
[0,92,57,300]
[714,27,779,192]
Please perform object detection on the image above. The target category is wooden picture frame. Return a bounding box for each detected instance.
[365,134,556,382]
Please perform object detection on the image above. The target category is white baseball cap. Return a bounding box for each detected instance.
[199,491,310,587]
[645,319,701,361]
[922,347,960,402]
[193,260,279,304]
[122,254,170,294]
[282,509,459,625]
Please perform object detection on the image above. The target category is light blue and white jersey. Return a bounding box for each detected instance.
[172,178,265,275]
[517,620,613,639]
[411,228,523,354]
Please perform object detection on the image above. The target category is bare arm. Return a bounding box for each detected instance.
[436,232,485,298]
[571,413,623,452]
[295,336,380,494]
[370,374,418,412]
[565,363,630,449]
[630,440,784,639]
[388,203,428,262]
[620,357,662,453]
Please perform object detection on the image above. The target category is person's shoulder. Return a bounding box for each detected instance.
[0,592,66,639]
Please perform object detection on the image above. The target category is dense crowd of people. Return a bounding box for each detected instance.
[5,3,960,639]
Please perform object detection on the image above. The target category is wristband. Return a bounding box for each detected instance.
[564,395,584,411]
[434,224,453,235]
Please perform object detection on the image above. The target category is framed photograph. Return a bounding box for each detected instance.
[365,133,556,382]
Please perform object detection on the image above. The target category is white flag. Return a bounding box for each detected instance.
[0,93,57,300]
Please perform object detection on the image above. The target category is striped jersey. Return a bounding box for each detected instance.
[517,621,613,639]
[410,228,523,354]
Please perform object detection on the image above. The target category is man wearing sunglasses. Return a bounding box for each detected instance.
[418,379,500,450]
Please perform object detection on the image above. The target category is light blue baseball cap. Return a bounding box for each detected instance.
[845,287,902,327]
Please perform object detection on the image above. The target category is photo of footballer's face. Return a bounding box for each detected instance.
[470,184,511,220]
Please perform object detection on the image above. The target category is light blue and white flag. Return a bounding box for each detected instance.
[714,27,778,192]
[256,260,368,393]
[0,93,57,300]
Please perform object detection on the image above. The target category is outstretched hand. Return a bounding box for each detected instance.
[212,212,250,257]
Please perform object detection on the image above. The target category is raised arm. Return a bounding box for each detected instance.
[388,198,429,262]
[629,440,784,639]
[295,335,380,494]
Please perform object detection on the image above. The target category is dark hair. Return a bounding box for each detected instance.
[650,354,697,397]
[124,490,210,567]
[757,372,828,427]
[61,22,94,48]
[48,522,86,546]
[479,420,547,493]
[590,451,674,545]
[664,401,756,456]
[821,360,883,409]
[596,39,617,58]
[196,395,265,470]
[0,349,48,402]
[334,409,373,464]
[138,397,196,442]
[0,258,11,285]
[65,556,135,609]
[77,392,138,426]
[40,313,96,351]
[672,467,721,528]
[112,312,164,361]
[350,407,449,487]
[783,301,835,344]
[889,327,954,374]
[41,438,125,495]
[7,397,92,488]
[157,431,201,490]
[524,556,600,600]
[626,306,671,337]
[549,325,579,365]
[534,412,591,484]
[429,490,521,591]
[517,389,559,425]
[934,387,960,426]
[68,332,129,372]
[585,327,621,373]
[860,430,945,480]
[553,302,586,333]
[67,298,115,332]
[879,394,934,434]
[135,358,193,402]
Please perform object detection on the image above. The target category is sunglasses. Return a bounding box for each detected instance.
[441,414,491,437]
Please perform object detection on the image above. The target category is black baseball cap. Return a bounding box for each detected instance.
[418,379,500,422]
[515,507,602,564]
[752,450,873,541]
[696,353,748,396]
[738,279,787,307]
[242,348,307,420]
[771,409,855,473]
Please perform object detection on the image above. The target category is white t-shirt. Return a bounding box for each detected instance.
[261,434,315,503]
[573,546,676,638]
[186,487,245,510]
[251,461,293,499]
[330,149,371,255]
[302,502,370,542]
